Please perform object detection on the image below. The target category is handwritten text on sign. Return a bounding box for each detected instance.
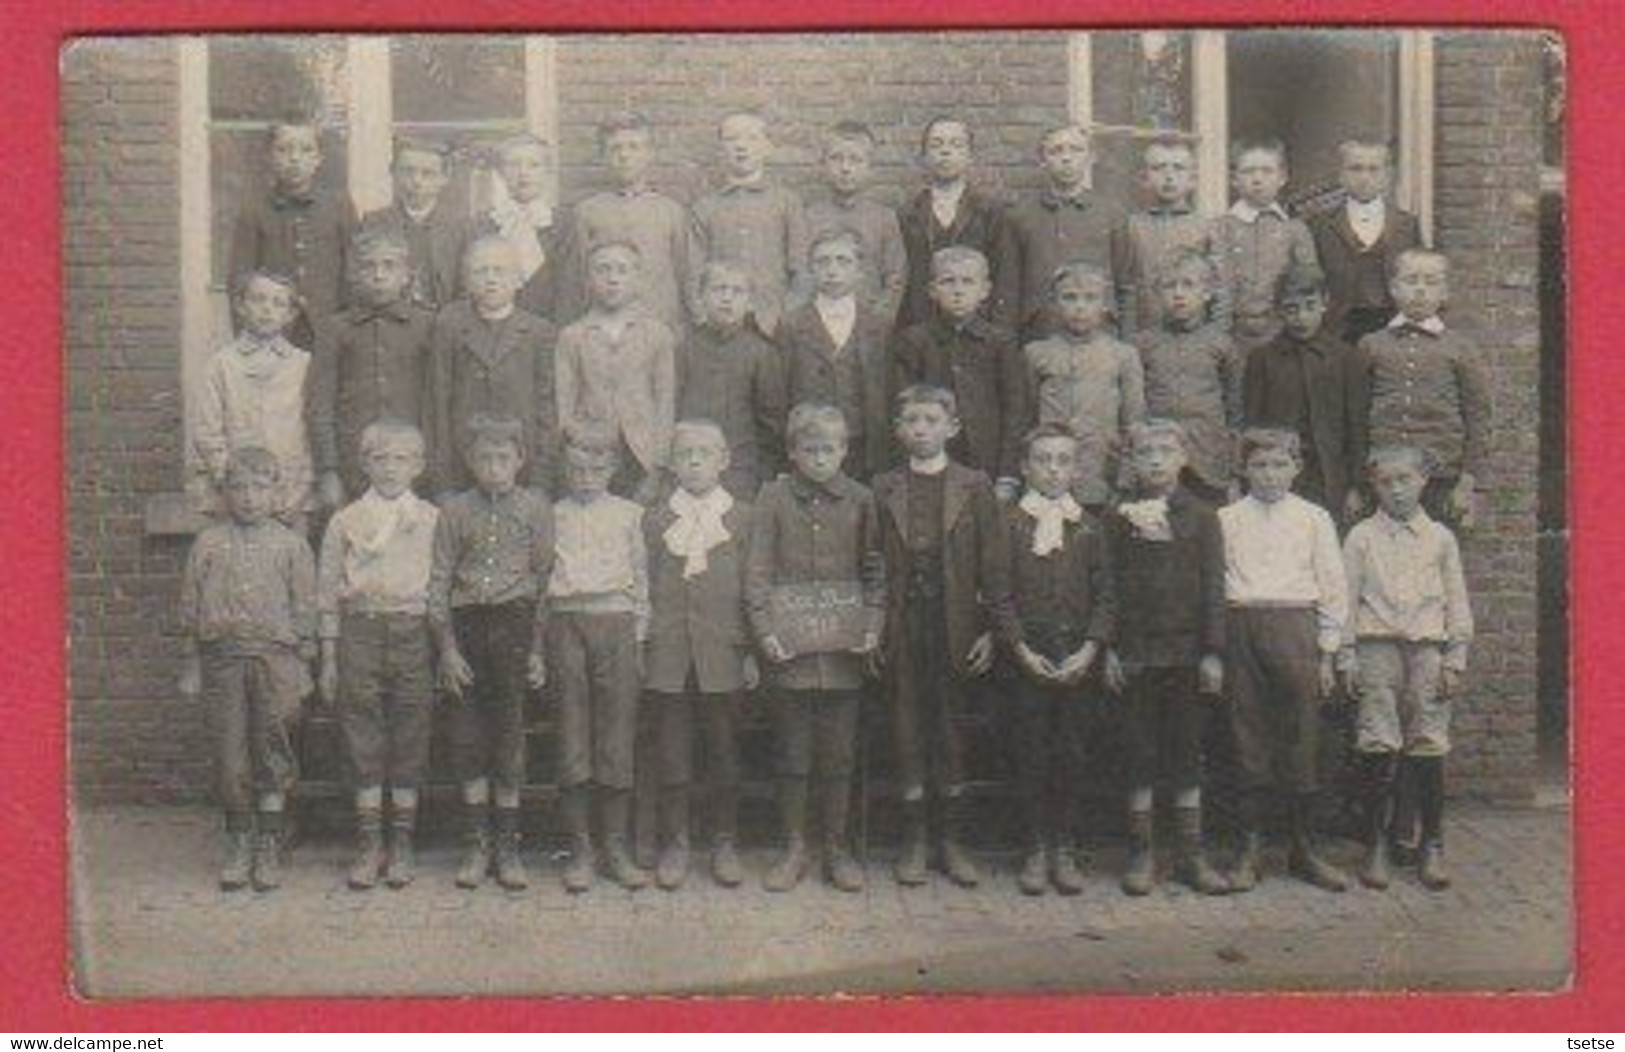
[770,581,869,655]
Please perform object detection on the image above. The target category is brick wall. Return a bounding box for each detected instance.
[63,33,1553,803]
[64,40,201,802]
[1430,32,1547,801]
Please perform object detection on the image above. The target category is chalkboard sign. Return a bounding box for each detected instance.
[769,581,870,656]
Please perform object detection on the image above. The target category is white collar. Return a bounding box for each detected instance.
[1388,314,1446,335]
[1375,507,1430,535]
[908,452,950,476]
[475,303,516,324]
[1019,490,1082,555]
[1347,196,1386,219]
[401,201,437,224]
[235,333,294,357]
[665,487,735,578]
[669,485,733,517]
[815,293,856,316]
[930,180,967,205]
[1229,200,1290,223]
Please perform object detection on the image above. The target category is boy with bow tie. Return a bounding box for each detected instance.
[642,420,756,890]
[999,423,1114,896]
[478,132,573,321]
[1104,420,1230,897]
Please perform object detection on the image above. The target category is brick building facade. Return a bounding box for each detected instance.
[64,31,1553,803]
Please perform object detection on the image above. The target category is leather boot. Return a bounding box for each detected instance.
[1288,793,1350,892]
[1121,809,1155,897]
[1017,834,1049,896]
[819,778,863,892]
[764,778,809,892]
[454,805,491,889]
[1358,754,1397,890]
[347,807,385,890]
[710,780,743,887]
[220,811,253,892]
[1172,806,1229,895]
[561,786,594,893]
[600,788,649,890]
[1228,794,1267,894]
[939,794,981,888]
[251,810,285,892]
[493,806,529,890]
[385,806,417,889]
[893,798,929,887]
[1416,756,1452,890]
[656,785,691,891]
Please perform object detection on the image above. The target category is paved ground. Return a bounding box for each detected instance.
[71,802,1571,998]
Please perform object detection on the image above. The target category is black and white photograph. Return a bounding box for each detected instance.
[63,28,1570,997]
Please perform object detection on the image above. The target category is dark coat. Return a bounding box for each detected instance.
[778,300,893,481]
[1243,329,1368,513]
[897,186,1008,329]
[1000,502,1115,661]
[1308,203,1422,339]
[360,201,471,311]
[872,462,1014,675]
[890,312,1029,483]
[1106,486,1226,669]
[642,498,753,695]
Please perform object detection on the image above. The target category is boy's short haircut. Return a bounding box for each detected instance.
[808,226,866,261]
[671,418,729,452]
[597,111,652,147]
[1048,261,1110,298]
[824,120,877,151]
[785,402,849,447]
[1020,421,1080,456]
[919,115,973,153]
[717,110,768,136]
[351,225,410,262]
[1125,418,1190,454]
[1039,123,1092,151]
[1273,262,1329,304]
[1390,247,1450,279]
[1154,248,1218,289]
[266,119,319,148]
[494,132,549,162]
[1142,135,1196,166]
[894,383,958,421]
[697,260,751,292]
[231,267,299,302]
[359,419,426,460]
[464,233,518,268]
[393,136,450,168]
[587,238,644,266]
[1338,138,1393,163]
[223,445,282,484]
[1230,137,1289,169]
[929,245,990,280]
[462,412,526,455]
[563,418,623,458]
[1365,443,1434,479]
[1238,427,1302,466]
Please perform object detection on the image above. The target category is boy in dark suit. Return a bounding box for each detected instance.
[874,384,1013,888]
[1105,420,1230,897]
[1309,140,1423,346]
[643,420,755,890]
[1243,264,1367,525]
[476,132,572,321]
[898,117,1007,330]
[359,137,469,312]
[1000,423,1113,895]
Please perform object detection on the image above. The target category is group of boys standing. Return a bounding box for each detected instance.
[179,103,1486,904]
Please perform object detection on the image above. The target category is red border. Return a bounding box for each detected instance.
[9,0,1618,1031]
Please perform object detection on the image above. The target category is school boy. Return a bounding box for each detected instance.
[1001,423,1112,896]
[359,137,469,311]
[1353,248,1492,531]
[549,423,653,893]
[873,385,1013,888]
[229,119,357,348]
[554,240,678,504]
[691,111,809,336]
[566,112,701,332]
[1218,428,1351,893]
[890,246,1027,501]
[1341,445,1473,891]
[994,125,1125,341]
[477,132,572,320]
[1243,264,1368,524]
[676,262,787,497]
[778,228,893,481]
[643,421,755,889]
[802,121,908,325]
[1105,421,1229,897]
[1115,137,1222,339]
[1309,140,1423,346]
[428,414,554,891]
[307,228,436,508]
[746,403,887,893]
[316,421,439,889]
[897,116,1008,330]
[426,236,559,495]
[179,447,317,893]
[1212,139,1320,353]
[192,269,316,529]
[1135,250,1242,506]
